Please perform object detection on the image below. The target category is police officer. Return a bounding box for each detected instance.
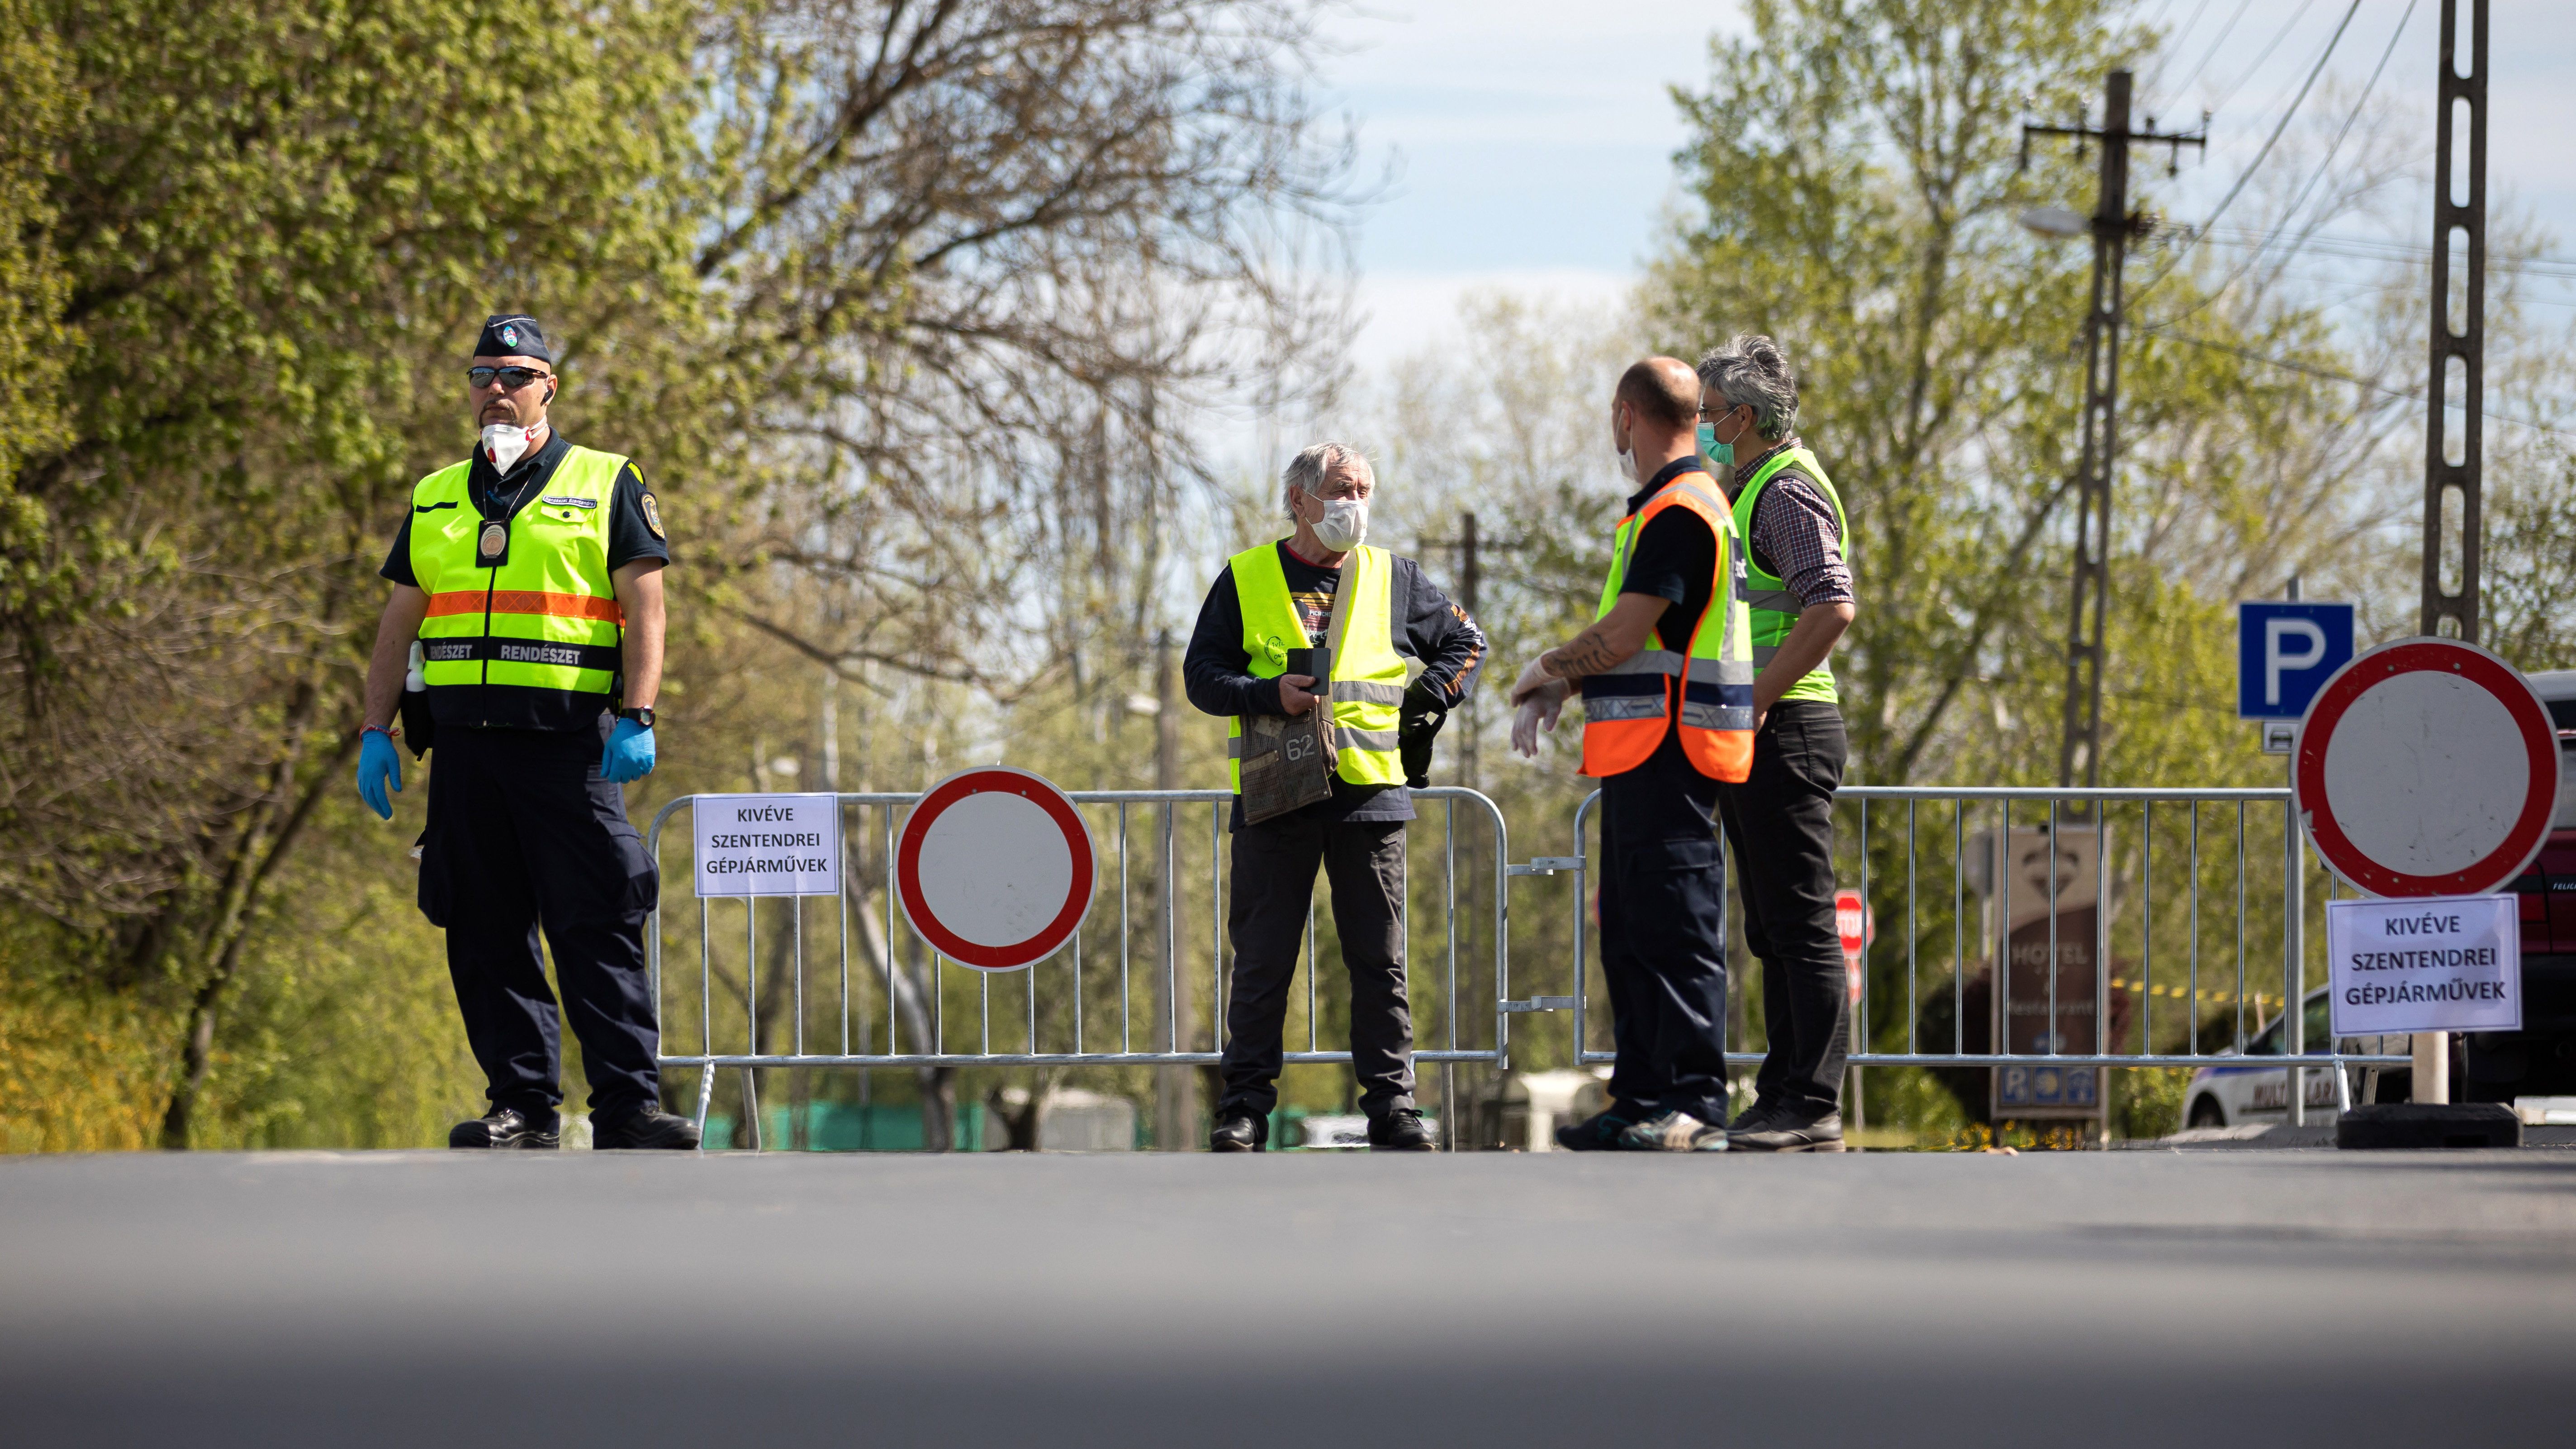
[1183,442,1485,1151]
[1509,358,1754,1152]
[1697,335,1855,1153]
[354,314,698,1151]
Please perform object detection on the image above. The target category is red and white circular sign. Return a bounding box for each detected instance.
[1835,889,1873,1005]
[2294,638,2560,898]
[896,767,1096,971]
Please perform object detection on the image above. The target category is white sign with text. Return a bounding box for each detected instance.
[2325,893,2521,1036]
[692,792,842,898]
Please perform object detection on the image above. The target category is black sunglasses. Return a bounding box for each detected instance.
[467,366,552,390]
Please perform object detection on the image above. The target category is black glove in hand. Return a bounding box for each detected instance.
[1398,694,1448,790]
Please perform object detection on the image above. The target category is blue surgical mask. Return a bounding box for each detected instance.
[1697,422,1732,470]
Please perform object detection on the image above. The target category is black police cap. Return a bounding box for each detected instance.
[474,314,552,363]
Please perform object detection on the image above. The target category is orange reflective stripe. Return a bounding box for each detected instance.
[423,590,623,624]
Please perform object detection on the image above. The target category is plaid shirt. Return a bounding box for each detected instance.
[1732,435,1853,608]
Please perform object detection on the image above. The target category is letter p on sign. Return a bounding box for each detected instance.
[2238,601,2354,721]
[2266,618,2326,707]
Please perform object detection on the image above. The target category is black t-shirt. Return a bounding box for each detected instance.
[379,431,669,587]
[1618,458,1718,652]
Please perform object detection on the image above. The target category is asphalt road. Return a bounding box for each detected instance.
[5,1147,2573,1447]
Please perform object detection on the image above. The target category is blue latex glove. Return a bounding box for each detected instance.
[356,728,403,820]
[602,717,655,784]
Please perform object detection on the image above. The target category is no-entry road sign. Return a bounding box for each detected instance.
[2294,638,2561,898]
[2238,600,2354,720]
[895,767,1096,971]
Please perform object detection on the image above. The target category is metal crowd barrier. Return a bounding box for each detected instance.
[1560,785,2411,1124]
[645,787,1513,1143]
[648,782,2415,1149]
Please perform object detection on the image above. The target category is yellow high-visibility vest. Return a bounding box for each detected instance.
[1731,447,1847,707]
[1223,542,1407,791]
[408,447,626,707]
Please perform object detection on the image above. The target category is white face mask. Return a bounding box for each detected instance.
[482,423,536,473]
[1613,407,1640,484]
[1305,491,1368,552]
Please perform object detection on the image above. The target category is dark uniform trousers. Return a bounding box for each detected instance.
[1598,732,1732,1124]
[1219,814,1415,1121]
[419,722,663,1117]
[1716,700,1850,1120]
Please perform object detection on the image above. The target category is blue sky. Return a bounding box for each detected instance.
[1321,0,2576,368]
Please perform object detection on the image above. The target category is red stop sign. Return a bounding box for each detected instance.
[1835,889,1871,1005]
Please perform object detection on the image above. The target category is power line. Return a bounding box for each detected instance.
[2142,325,2576,440]
[2206,0,2320,115]
[2172,0,2257,100]
[2244,0,2417,274]
[2196,227,2576,282]
[2148,0,2218,96]
[2141,0,2363,295]
[2189,250,2576,310]
[2148,0,2416,330]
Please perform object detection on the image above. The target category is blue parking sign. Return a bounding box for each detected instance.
[2237,602,2354,720]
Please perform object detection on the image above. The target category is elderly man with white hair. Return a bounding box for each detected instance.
[1183,442,1486,1151]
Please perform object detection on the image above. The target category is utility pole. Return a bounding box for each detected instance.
[2025,71,2205,789]
[2414,0,2488,1107]
[1418,511,1518,1150]
[1454,511,1481,789]
[1419,511,1521,789]
[2423,0,2486,645]
[1152,627,1199,1147]
[1450,514,1474,1152]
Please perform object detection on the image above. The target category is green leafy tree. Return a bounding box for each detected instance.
[0,0,1356,1150]
[3,0,713,1145]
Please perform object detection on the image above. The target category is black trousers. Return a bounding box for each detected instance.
[1219,814,1414,1120]
[1716,700,1850,1120]
[1597,732,1731,1125]
[418,723,662,1118]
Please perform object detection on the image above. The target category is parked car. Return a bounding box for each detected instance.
[2182,988,2408,1128]
[2463,668,2576,1103]
[2185,669,2576,1128]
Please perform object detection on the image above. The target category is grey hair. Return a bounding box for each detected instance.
[1696,334,1799,441]
[1281,441,1373,520]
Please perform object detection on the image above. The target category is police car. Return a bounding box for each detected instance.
[2183,670,2576,1128]
[2180,988,2416,1127]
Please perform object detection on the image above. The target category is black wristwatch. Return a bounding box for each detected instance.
[618,706,656,729]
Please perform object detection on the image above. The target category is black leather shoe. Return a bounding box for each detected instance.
[1726,1101,1776,1132]
[1728,1111,1845,1153]
[1553,1107,1637,1151]
[1367,1107,1437,1151]
[1209,1112,1266,1152]
[449,1108,560,1150]
[593,1104,702,1150]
